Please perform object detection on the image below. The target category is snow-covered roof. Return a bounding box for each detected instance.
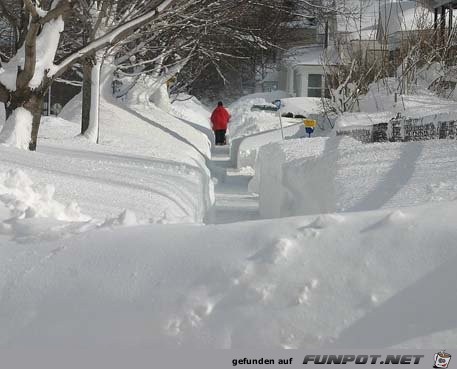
[261,70,279,83]
[282,46,325,67]
[281,45,341,68]
[282,18,317,29]
[428,0,457,8]
[378,1,433,36]
[337,0,378,34]
[347,25,378,41]
[337,0,433,41]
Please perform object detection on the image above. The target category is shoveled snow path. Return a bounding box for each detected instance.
[206,145,259,224]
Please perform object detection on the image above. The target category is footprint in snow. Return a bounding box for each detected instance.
[248,238,296,265]
[165,296,216,334]
[188,300,215,327]
[165,318,182,336]
[296,279,319,305]
[361,210,412,233]
[301,214,345,230]
[250,283,276,302]
[181,287,219,327]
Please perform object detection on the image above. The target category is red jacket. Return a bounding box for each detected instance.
[210,106,230,130]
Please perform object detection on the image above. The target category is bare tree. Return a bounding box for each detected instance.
[0,0,177,150]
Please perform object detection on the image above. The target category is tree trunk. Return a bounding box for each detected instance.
[28,94,45,151]
[83,61,101,143]
[81,56,95,135]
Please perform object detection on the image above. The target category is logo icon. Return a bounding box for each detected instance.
[434,350,452,368]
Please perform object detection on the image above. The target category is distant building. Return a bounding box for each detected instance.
[269,16,333,97]
[278,46,336,98]
[268,1,379,98]
[263,0,457,97]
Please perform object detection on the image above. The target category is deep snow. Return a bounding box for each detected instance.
[0,94,215,224]
[1,200,456,348]
[0,84,456,350]
[251,136,457,218]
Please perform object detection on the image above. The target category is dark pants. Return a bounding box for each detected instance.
[215,129,227,145]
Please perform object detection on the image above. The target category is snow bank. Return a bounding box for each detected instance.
[232,115,333,169]
[60,93,211,165]
[18,91,214,224]
[171,94,211,130]
[252,136,457,218]
[232,123,304,169]
[0,169,89,223]
[1,200,456,348]
[280,97,325,116]
[229,91,291,139]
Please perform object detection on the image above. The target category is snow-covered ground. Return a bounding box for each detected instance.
[1,82,457,349]
[1,199,456,348]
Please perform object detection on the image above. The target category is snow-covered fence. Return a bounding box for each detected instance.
[336,116,457,143]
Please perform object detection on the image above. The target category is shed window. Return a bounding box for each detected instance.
[308,74,323,97]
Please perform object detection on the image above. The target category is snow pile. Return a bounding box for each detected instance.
[229,94,326,145]
[229,99,331,169]
[280,97,325,116]
[228,91,290,139]
[336,78,457,129]
[1,200,456,348]
[251,136,457,218]
[0,169,89,223]
[0,108,33,150]
[171,94,211,130]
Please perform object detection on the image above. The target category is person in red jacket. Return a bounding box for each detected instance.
[210,101,230,145]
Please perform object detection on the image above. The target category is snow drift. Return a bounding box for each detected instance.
[0,200,456,348]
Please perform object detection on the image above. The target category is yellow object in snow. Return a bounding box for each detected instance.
[304,119,317,128]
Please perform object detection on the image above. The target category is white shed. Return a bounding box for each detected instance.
[279,46,335,98]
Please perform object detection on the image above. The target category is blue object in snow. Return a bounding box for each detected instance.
[305,127,314,137]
